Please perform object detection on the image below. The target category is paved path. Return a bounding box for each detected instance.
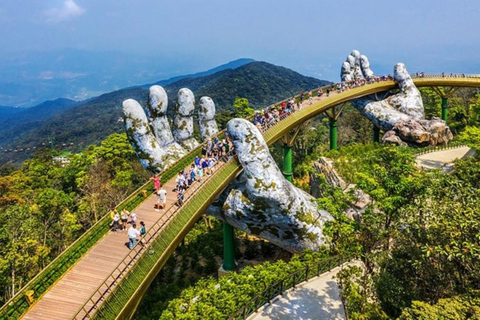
[416,146,476,171]
[248,264,350,320]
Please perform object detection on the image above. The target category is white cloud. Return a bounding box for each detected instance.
[45,0,85,23]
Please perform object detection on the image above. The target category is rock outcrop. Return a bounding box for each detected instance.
[341,50,453,147]
[310,157,371,221]
[218,119,333,253]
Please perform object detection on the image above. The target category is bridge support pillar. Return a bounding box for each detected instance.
[373,126,380,143]
[330,119,338,150]
[282,145,293,182]
[432,87,458,124]
[325,103,346,151]
[221,222,237,273]
[441,97,448,122]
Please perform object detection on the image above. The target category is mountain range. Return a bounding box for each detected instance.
[0,60,330,165]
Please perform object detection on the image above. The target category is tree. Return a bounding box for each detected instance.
[232,98,255,118]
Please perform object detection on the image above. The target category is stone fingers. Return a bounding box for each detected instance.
[223,118,333,253]
[173,88,199,151]
[198,97,219,141]
[123,99,167,173]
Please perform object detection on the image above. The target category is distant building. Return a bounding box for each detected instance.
[52,156,70,166]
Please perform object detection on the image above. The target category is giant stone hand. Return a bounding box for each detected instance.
[123,85,218,173]
[341,50,453,146]
[217,119,333,253]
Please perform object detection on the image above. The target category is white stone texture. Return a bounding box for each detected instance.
[341,62,353,82]
[198,96,219,141]
[360,55,374,78]
[172,88,199,151]
[222,119,333,253]
[148,86,185,155]
[341,50,452,146]
[123,99,167,173]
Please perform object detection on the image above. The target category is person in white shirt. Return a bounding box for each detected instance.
[157,187,167,211]
[128,223,140,249]
[129,212,137,224]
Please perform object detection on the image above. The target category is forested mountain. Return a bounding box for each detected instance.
[0,106,21,117]
[0,61,329,165]
[0,98,77,135]
[152,58,255,87]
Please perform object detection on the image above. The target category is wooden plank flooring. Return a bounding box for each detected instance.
[21,173,193,320]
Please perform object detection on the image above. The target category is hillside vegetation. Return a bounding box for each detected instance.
[0,61,328,165]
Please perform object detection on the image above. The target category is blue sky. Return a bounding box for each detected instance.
[1,0,480,105]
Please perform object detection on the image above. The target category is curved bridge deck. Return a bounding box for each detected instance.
[17,75,480,319]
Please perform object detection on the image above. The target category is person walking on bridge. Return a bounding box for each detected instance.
[157,186,167,211]
[128,223,140,249]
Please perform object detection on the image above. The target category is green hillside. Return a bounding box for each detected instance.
[0,61,329,165]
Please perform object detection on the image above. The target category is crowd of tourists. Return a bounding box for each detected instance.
[109,208,146,249]
[171,136,235,207]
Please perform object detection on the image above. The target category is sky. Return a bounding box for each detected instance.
[1,0,480,105]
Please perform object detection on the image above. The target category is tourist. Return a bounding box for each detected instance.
[151,174,161,192]
[157,186,167,211]
[139,221,147,246]
[194,155,201,169]
[201,156,209,175]
[121,209,129,230]
[196,165,204,182]
[189,166,196,184]
[177,189,185,207]
[111,210,120,232]
[208,157,216,173]
[175,171,186,191]
[129,211,138,225]
[127,223,140,249]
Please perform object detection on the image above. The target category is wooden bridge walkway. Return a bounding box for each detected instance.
[22,176,184,319]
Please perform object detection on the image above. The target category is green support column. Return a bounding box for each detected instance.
[441,97,448,122]
[282,145,293,182]
[222,222,237,271]
[373,126,380,143]
[329,119,338,150]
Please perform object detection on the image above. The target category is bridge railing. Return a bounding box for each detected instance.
[412,142,467,156]
[411,73,480,79]
[0,178,155,319]
[229,255,351,320]
[0,143,204,319]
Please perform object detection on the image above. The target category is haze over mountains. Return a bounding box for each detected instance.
[0,60,330,165]
[0,49,256,107]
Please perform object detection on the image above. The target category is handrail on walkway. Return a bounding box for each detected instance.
[229,255,351,320]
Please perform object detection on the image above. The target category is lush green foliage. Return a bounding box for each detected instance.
[0,133,148,304]
[420,87,480,134]
[398,291,480,320]
[320,141,480,319]
[158,250,330,319]
[136,217,287,320]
